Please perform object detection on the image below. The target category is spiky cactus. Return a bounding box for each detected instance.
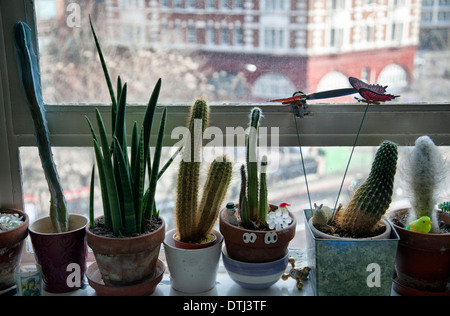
[405,136,445,222]
[176,99,232,243]
[337,141,398,236]
[239,108,269,228]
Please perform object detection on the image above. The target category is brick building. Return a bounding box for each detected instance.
[105,0,421,100]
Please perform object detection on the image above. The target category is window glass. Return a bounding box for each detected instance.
[35,0,450,104]
[20,145,450,249]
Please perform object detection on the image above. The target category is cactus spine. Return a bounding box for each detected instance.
[337,141,398,236]
[176,98,232,243]
[239,108,269,227]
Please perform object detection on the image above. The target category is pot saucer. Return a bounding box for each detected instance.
[393,277,450,296]
[87,259,165,296]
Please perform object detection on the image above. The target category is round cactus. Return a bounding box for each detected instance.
[337,141,398,236]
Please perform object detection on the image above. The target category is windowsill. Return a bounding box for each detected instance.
[33,248,400,296]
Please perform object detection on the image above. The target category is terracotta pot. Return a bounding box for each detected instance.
[164,229,223,293]
[29,214,88,293]
[86,217,165,286]
[0,209,29,291]
[219,207,296,263]
[390,209,450,294]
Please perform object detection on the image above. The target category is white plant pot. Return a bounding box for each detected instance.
[163,228,223,293]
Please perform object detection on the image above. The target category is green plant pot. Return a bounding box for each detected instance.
[304,209,399,296]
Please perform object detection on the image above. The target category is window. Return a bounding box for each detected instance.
[252,73,295,99]
[264,28,286,50]
[187,25,197,43]
[330,28,344,49]
[206,26,216,45]
[220,27,230,45]
[2,0,450,262]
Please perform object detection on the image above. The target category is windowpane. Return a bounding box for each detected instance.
[20,144,450,250]
[35,0,449,104]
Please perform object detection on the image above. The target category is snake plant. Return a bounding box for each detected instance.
[14,21,69,232]
[87,19,172,236]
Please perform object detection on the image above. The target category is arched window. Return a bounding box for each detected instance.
[317,71,350,91]
[252,73,296,99]
[378,64,408,90]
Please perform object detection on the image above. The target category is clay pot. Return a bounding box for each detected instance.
[163,229,223,293]
[390,209,450,294]
[86,217,165,286]
[0,209,29,291]
[29,214,88,293]
[219,207,296,263]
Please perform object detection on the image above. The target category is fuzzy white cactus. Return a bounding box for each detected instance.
[403,136,447,232]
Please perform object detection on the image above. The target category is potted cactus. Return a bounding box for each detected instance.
[388,136,450,295]
[163,98,232,293]
[0,209,29,293]
[14,21,88,293]
[83,20,172,296]
[219,107,296,278]
[304,141,400,296]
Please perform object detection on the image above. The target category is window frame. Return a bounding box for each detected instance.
[2,0,450,211]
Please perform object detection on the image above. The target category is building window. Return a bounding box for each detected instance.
[186,0,196,9]
[252,73,296,99]
[391,23,403,43]
[206,0,216,9]
[330,28,344,49]
[206,26,216,45]
[220,27,230,45]
[187,25,197,43]
[331,0,346,10]
[234,0,244,9]
[378,64,408,90]
[220,0,231,10]
[234,28,244,46]
[317,71,350,91]
[265,0,288,11]
[264,28,286,50]
[174,0,183,9]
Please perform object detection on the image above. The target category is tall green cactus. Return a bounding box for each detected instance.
[337,141,398,236]
[14,22,69,232]
[176,99,232,243]
[239,108,269,228]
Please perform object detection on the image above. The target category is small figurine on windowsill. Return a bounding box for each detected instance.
[282,257,311,290]
[266,203,293,230]
[225,202,239,226]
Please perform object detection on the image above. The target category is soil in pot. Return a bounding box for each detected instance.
[172,232,217,249]
[86,216,165,287]
[309,217,392,240]
[0,209,29,291]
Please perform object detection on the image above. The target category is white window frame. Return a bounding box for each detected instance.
[2,0,450,213]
